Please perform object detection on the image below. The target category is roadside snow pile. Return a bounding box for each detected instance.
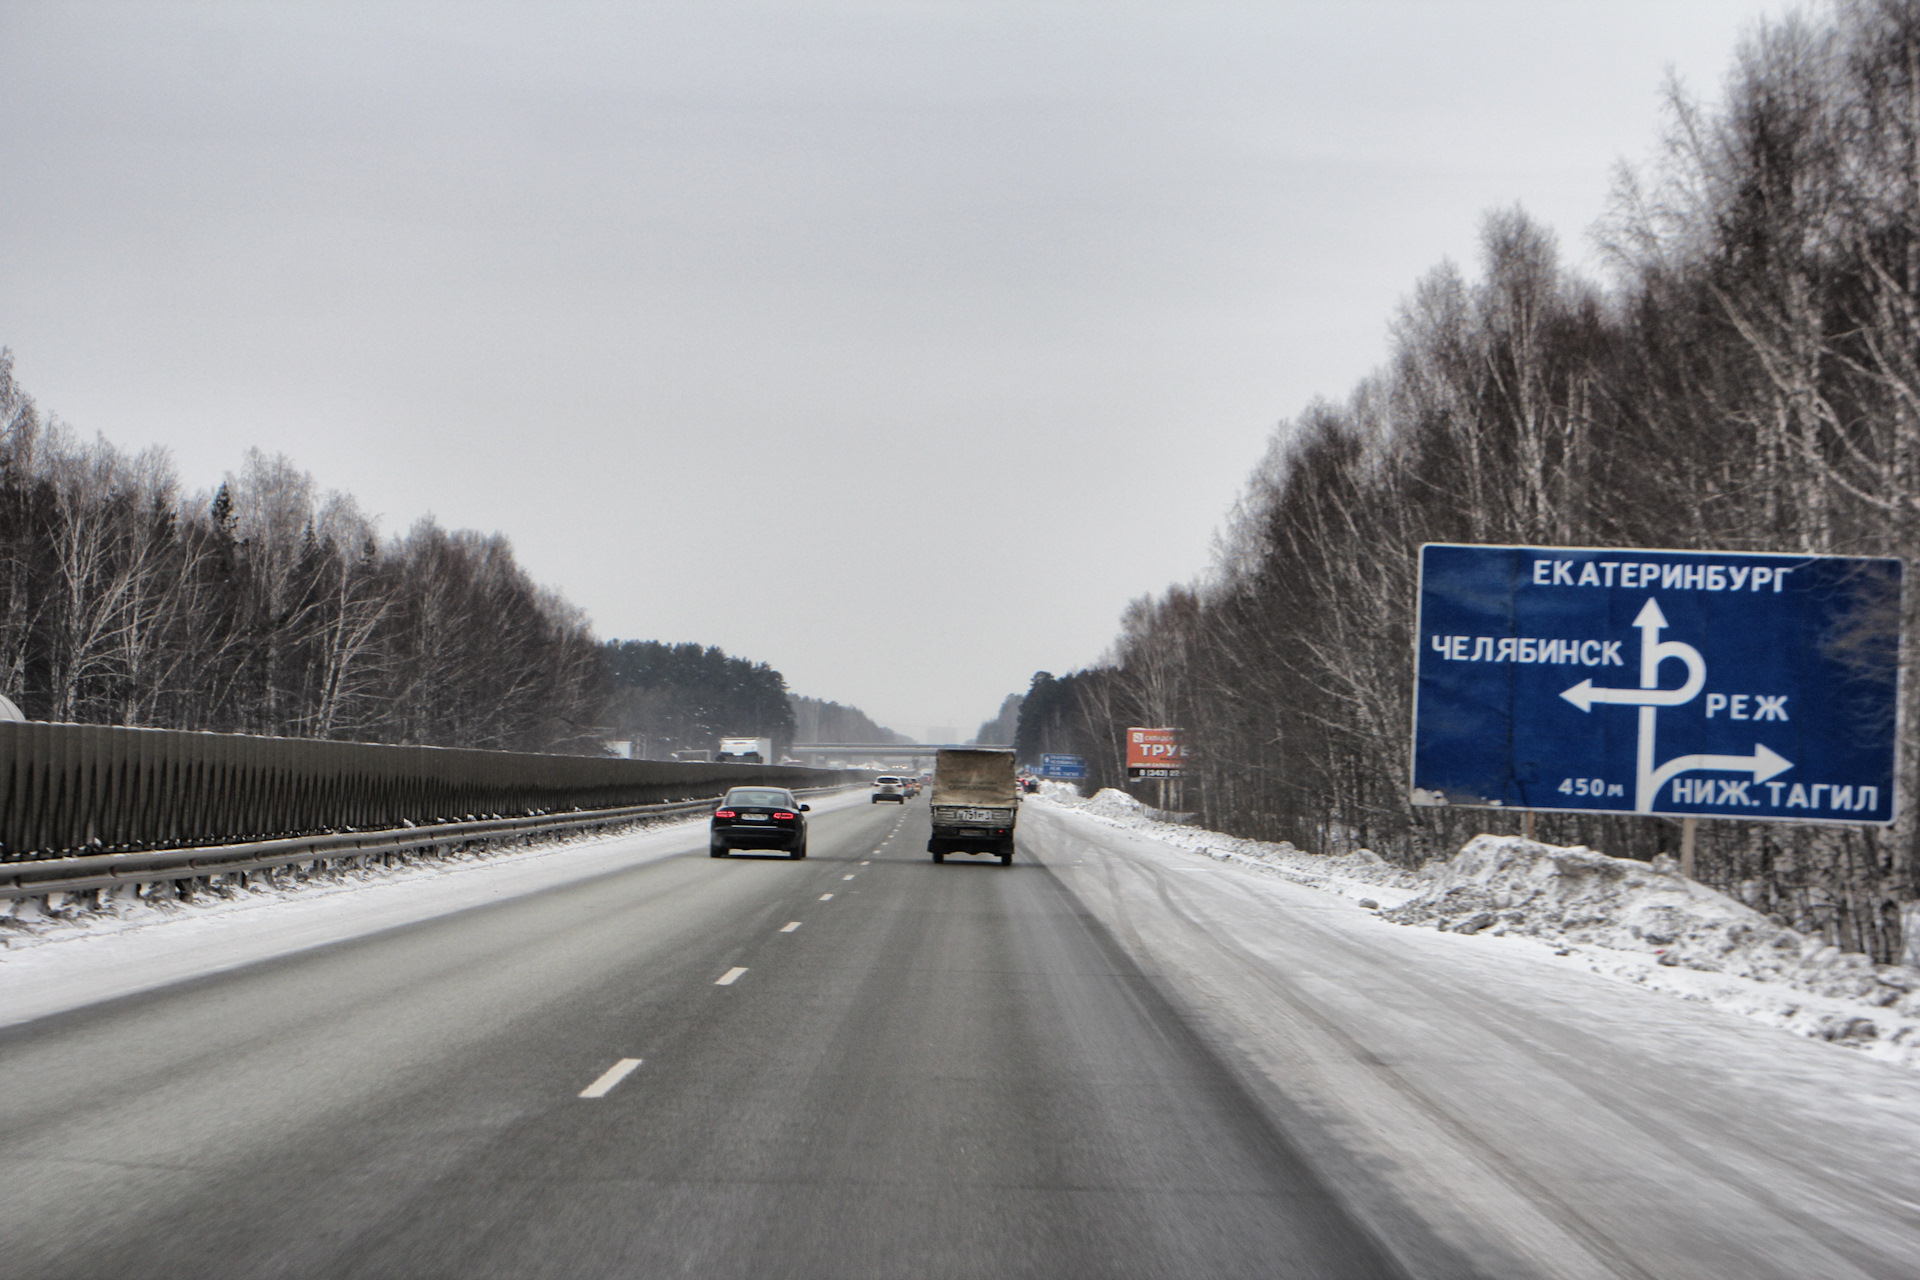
[1387,835,1920,1064]
[1079,787,1154,823]
[1385,835,1908,995]
[1043,787,1420,905]
[0,814,704,955]
[1040,791,1920,1070]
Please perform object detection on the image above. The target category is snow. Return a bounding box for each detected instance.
[1023,796,1920,1279]
[1044,782,1421,905]
[1384,832,1920,1066]
[0,786,872,1028]
[1045,786,1920,1072]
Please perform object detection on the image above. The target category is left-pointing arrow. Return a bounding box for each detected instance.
[1561,679,1702,711]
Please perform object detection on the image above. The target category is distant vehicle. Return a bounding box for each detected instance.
[903,777,921,797]
[711,787,809,858]
[716,737,774,765]
[872,775,907,803]
[928,748,1018,865]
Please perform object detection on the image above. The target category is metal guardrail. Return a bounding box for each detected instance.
[0,783,859,901]
[0,720,864,861]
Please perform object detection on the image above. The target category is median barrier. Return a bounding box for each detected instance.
[0,720,863,863]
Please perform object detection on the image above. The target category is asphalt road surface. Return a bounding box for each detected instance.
[0,797,1401,1279]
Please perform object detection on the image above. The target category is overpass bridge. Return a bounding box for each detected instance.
[789,743,1006,765]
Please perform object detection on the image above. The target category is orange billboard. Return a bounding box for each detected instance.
[1125,727,1189,780]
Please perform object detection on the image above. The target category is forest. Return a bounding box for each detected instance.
[971,693,1022,747]
[790,695,912,748]
[1016,1,1920,964]
[0,357,602,753]
[0,355,900,761]
[602,639,797,760]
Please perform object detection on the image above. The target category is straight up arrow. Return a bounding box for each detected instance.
[1562,598,1706,712]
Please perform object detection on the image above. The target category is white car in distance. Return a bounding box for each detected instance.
[871,775,907,803]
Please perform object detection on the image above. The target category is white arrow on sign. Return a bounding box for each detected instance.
[1646,744,1793,800]
[1560,679,1696,711]
[1555,596,1790,813]
[1559,600,1706,712]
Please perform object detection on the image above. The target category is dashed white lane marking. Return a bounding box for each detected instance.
[842,874,856,881]
[819,893,834,900]
[716,967,748,985]
[861,860,871,865]
[579,1058,643,1098]
[780,921,801,933]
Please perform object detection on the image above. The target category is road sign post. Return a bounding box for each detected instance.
[1412,544,1902,827]
[1039,754,1087,780]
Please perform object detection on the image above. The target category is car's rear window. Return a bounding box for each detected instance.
[724,789,793,807]
[876,777,900,784]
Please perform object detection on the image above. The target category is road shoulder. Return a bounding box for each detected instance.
[1023,800,1920,1280]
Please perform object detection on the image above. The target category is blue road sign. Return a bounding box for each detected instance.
[1412,543,1902,824]
[1040,754,1088,780]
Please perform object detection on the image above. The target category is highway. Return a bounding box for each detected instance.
[0,795,1399,1279]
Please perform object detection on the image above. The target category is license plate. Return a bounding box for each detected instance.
[740,814,768,822]
[959,808,995,822]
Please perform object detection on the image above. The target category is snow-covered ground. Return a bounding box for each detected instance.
[0,786,872,1028]
[1044,783,1920,1072]
[4,775,1915,1276]
[1023,793,1920,1280]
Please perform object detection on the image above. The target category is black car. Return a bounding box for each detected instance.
[710,787,810,858]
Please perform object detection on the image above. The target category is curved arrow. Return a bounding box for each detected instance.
[1561,679,1700,711]
[1564,600,1706,712]
[1644,743,1793,809]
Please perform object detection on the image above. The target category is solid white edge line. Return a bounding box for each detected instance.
[579,1058,643,1098]
[780,921,801,932]
[716,966,749,985]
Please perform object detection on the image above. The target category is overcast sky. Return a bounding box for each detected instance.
[0,0,1790,740]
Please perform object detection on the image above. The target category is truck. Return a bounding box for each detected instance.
[716,737,774,765]
[927,747,1019,865]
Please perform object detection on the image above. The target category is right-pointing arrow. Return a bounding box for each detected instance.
[1749,742,1793,783]
[1644,743,1793,808]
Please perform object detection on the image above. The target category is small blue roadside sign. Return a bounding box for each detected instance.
[1040,754,1088,780]
[1412,543,1902,823]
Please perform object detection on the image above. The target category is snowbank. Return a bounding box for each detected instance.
[0,785,879,1027]
[0,786,874,961]
[1039,790,1920,1070]
[1387,834,1920,1056]
[0,812,700,953]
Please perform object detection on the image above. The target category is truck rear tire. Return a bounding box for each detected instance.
[999,850,1013,866]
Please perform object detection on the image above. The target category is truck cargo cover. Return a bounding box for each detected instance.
[931,748,1019,807]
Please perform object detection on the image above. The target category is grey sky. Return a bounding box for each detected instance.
[0,0,1787,739]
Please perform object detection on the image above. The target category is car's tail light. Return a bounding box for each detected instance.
[714,809,737,818]
[773,811,796,820]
